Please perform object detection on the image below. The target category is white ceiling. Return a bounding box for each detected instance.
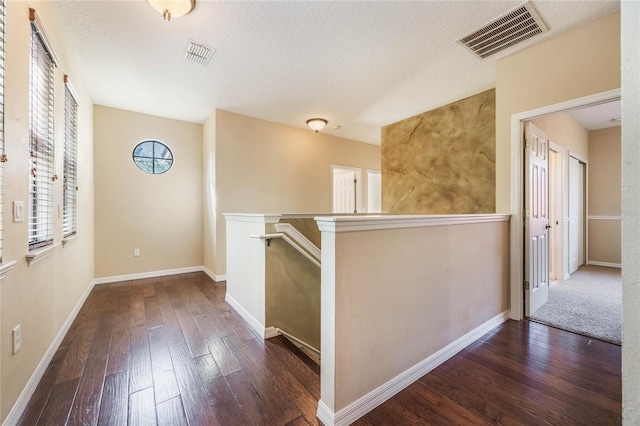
[568,100,621,131]
[52,0,620,145]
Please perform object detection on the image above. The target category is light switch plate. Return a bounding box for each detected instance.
[13,201,24,223]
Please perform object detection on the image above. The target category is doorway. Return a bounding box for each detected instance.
[548,143,564,282]
[510,89,621,321]
[520,99,621,343]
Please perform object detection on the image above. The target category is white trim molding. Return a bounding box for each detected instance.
[61,234,80,247]
[202,266,227,282]
[93,266,203,285]
[588,215,622,221]
[588,260,622,268]
[316,214,510,233]
[274,223,321,260]
[225,293,267,339]
[264,326,279,339]
[316,310,510,426]
[222,213,282,224]
[25,243,61,266]
[266,327,321,356]
[3,279,96,425]
[0,260,17,281]
[251,232,321,268]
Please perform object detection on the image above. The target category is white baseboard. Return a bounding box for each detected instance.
[93,266,227,285]
[201,266,227,282]
[270,328,321,356]
[224,294,267,339]
[265,326,279,339]
[587,260,622,269]
[3,279,97,426]
[316,310,510,426]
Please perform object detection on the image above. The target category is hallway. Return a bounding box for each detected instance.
[18,273,621,425]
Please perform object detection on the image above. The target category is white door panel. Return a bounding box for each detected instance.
[524,122,550,317]
[332,165,362,214]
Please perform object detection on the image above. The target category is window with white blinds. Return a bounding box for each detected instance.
[63,75,78,238]
[29,9,59,250]
[0,0,6,262]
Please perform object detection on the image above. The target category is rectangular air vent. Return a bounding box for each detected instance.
[184,40,215,67]
[457,2,548,60]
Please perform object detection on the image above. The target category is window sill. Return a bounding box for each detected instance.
[62,234,79,247]
[0,260,17,281]
[26,243,61,266]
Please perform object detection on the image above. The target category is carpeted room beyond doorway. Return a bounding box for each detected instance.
[530,265,621,345]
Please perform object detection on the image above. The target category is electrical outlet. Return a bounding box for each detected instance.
[12,325,21,354]
[133,248,140,257]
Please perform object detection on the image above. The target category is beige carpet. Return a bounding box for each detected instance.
[530,265,621,345]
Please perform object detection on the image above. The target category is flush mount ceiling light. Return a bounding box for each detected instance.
[148,0,195,21]
[306,118,328,133]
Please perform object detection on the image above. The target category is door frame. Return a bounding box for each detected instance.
[508,88,620,320]
[366,169,382,213]
[548,141,566,282]
[568,153,588,273]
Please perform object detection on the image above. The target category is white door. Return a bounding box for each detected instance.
[569,156,585,273]
[334,170,355,213]
[332,165,362,213]
[524,122,550,317]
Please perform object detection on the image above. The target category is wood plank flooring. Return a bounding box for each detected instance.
[18,272,621,425]
[356,320,621,425]
[18,273,319,426]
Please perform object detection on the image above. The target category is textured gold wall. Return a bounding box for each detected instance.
[382,89,496,214]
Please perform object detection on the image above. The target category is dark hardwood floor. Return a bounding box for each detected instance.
[18,272,621,425]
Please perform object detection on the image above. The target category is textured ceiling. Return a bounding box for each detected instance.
[52,0,620,144]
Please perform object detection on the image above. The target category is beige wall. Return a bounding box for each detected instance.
[1,1,95,422]
[382,89,495,214]
[588,126,621,265]
[621,2,640,422]
[94,106,203,278]
[317,216,509,415]
[589,127,621,216]
[531,112,589,161]
[496,12,621,213]
[206,110,381,276]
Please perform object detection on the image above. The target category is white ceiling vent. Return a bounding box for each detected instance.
[184,40,215,66]
[457,2,548,60]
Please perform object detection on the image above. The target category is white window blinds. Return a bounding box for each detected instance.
[63,75,78,238]
[0,0,6,262]
[29,9,58,250]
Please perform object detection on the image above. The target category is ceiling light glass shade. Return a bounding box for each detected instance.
[148,0,195,21]
[306,118,328,132]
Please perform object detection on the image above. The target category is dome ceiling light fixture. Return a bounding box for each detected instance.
[148,0,195,21]
[306,118,328,133]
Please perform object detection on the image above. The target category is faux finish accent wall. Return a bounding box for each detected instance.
[382,89,496,214]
